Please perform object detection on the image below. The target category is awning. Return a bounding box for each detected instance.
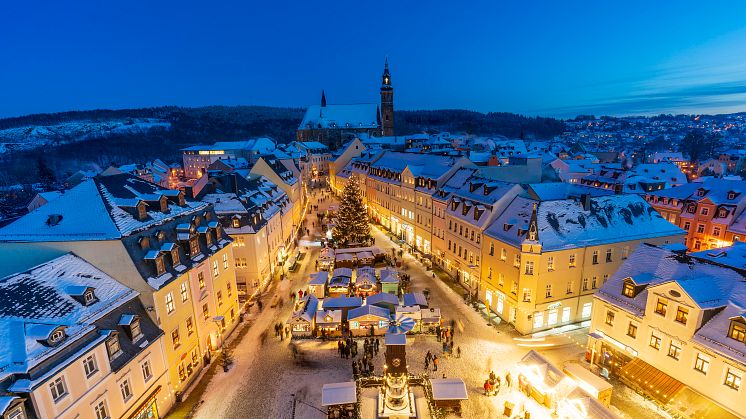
[619,358,683,404]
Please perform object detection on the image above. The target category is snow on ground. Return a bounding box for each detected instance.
[185,188,656,419]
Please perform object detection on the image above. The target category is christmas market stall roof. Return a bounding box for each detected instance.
[332,267,353,278]
[403,292,428,308]
[366,293,399,310]
[321,381,357,406]
[308,271,329,286]
[288,295,319,324]
[347,304,390,321]
[321,296,363,310]
[379,267,400,283]
[430,378,468,401]
[315,310,342,324]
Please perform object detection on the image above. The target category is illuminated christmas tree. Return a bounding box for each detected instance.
[333,175,370,246]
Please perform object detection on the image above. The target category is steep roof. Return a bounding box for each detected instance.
[0,174,207,241]
[299,104,379,130]
[0,254,139,378]
[485,194,684,251]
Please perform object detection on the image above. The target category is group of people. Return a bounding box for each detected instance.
[274,322,290,341]
[436,325,460,358]
[483,370,512,396]
[338,337,379,360]
[424,350,440,372]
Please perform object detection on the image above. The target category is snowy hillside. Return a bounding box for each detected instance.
[0,118,170,153]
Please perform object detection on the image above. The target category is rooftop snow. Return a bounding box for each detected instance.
[299,104,379,130]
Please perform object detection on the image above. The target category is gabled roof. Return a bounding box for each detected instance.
[299,104,379,130]
[348,304,390,320]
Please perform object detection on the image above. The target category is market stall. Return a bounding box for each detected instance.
[367,292,400,313]
[315,309,343,338]
[379,268,400,295]
[396,305,422,333]
[308,271,329,299]
[354,271,378,297]
[347,305,390,337]
[430,378,468,415]
[321,382,357,419]
[318,247,335,270]
[287,295,319,338]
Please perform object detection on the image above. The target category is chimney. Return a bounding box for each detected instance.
[581,194,591,211]
[184,186,194,200]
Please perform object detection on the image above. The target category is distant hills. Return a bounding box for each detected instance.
[0,105,566,186]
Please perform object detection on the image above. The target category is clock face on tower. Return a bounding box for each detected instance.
[392,358,401,367]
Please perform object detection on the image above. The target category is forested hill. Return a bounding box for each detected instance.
[0,106,565,186]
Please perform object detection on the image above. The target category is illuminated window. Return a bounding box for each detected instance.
[547,256,554,271]
[198,272,205,289]
[203,303,209,320]
[675,307,688,325]
[165,292,175,314]
[728,321,746,342]
[524,261,534,275]
[655,298,667,316]
[627,322,637,338]
[725,369,742,390]
[623,282,635,297]
[592,250,599,264]
[668,342,681,360]
[171,328,181,349]
[569,253,576,267]
[180,282,189,302]
[605,310,615,326]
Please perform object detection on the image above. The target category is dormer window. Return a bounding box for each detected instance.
[189,237,200,257]
[728,319,746,343]
[697,188,706,197]
[84,289,96,305]
[137,202,147,220]
[106,333,122,360]
[719,209,728,218]
[728,191,737,200]
[159,196,168,212]
[687,204,696,213]
[130,318,143,341]
[49,329,66,345]
[232,218,240,228]
[171,248,180,266]
[155,255,165,276]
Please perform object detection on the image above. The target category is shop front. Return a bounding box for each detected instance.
[128,386,161,419]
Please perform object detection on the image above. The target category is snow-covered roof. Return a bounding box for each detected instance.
[321,296,362,310]
[430,378,468,400]
[384,332,406,346]
[309,271,329,286]
[597,244,746,363]
[299,104,379,130]
[315,310,342,324]
[369,151,462,180]
[0,254,138,378]
[403,292,428,307]
[321,381,357,406]
[348,304,390,320]
[366,292,399,307]
[485,194,684,251]
[690,242,746,272]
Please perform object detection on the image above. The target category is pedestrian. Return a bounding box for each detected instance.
[351,343,357,358]
[274,323,280,337]
[424,357,430,370]
[285,326,290,339]
[426,350,432,364]
[442,341,448,354]
[456,346,461,358]
[505,372,512,388]
[315,260,318,270]
[257,300,263,311]
[338,340,343,355]
[436,325,441,341]
[489,370,496,383]
[369,362,375,375]
[352,361,358,378]
[433,355,439,371]
[484,379,493,396]
[449,340,454,353]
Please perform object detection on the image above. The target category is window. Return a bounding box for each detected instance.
[713,226,721,237]
[569,253,576,267]
[605,249,613,263]
[701,207,709,216]
[223,254,228,269]
[675,307,688,325]
[591,276,597,289]
[498,273,504,287]
[728,321,746,342]
[603,274,609,284]
[165,292,175,314]
[725,369,742,390]
[545,284,552,298]
[649,333,661,350]
[622,246,629,260]
[655,298,667,316]
[227,281,232,297]
[487,267,492,279]
[668,342,681,360]
[514,255,520,268]
[155,256,165,276]
[627,322,637,338]
[501,248,507,261]
[198,272,205,289]
[582,277,589,291]
[623,282,635,297]
[84,289,96,304]
[94,400,109,419]
[106,336,122,359]
[186,317,194,335]
[131,318,143,341]
[232,218,240,228]
[7,406,24,419]
[683,221,691,231]
[522,288,531,302]
[189,237,199,256]
[694,353,710,374]
[120,378,133,401]
[581,302,592,318]
[547,256,554,271]
[49,377,67,402]
[142,360,153,382]
[203,303,209,320]
[525,261,534,275]
[217,291,223,306]
[489,243,494,256]
[213,260,219,276]
[605,310,615,326]
[566,281,573,294]
[697,224,705,234]
[49,329,65,344]
[533,311,543,328]
[180,282,189,302]
[83,355,98,378]
[511,280,518,295]
[172,328,181,349]
[592,250,599,264]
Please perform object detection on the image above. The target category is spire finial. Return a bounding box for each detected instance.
[321,89,327,107]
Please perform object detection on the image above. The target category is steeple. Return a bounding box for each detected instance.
[321,89,327,107]
[380,58,394,136]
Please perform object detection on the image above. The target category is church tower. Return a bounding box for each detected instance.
[380,58,394,136]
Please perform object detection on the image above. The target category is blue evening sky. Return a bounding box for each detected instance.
[2,0,746,118]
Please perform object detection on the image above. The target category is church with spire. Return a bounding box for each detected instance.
[297,60,395,150]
